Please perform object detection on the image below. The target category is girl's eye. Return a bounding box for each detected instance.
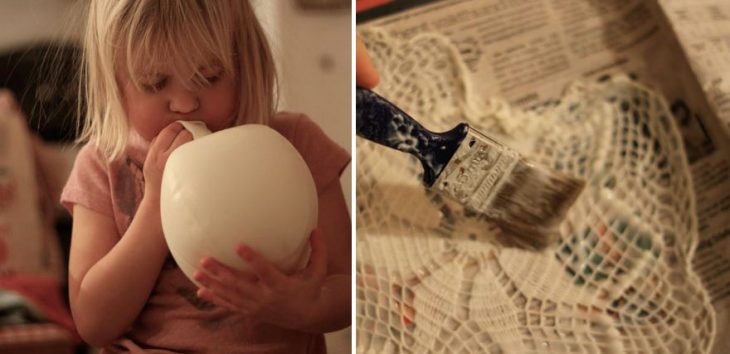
[142,77,168,93]
[198,69,223,86]
[200,62,224,82]
[205,74,220,84]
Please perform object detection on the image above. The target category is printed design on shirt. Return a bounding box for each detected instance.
[200,313,238,331]
[113,157,144,231]
[176,285,239,330]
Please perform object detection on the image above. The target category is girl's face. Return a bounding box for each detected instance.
[117,61,237,142]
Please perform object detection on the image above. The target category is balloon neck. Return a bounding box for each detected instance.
[178,121,212,139]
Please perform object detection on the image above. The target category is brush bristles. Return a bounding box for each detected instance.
[433,127,585,250]
[488,161,585,249]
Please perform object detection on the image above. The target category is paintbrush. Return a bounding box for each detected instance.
[356,87,585,249]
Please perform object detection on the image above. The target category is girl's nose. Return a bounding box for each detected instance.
[168,88,200,114]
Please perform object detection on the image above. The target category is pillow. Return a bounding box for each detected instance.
[0,90,75,334]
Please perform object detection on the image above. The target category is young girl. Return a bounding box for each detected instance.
[60,1,351,352]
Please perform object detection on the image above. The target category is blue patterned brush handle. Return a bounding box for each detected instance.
[356,87,468,186]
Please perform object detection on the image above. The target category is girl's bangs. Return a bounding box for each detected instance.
[122,1,234,90]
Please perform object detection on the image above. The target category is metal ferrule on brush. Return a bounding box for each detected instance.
[433,127,520,220]
[435,126,585,248]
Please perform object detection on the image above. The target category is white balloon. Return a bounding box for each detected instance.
[160,121,317,284]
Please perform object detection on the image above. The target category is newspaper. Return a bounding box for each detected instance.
[660,0,730,138]
[658,2,730,352]
[357,0,730,352]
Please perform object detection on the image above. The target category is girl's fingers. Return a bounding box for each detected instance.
[194,270,241,302]
[303,229,327,280]
[196,287,239,312]
[196,258,262,302]
[195,269,264,310]
[199,257,257,284]
[153,122,184,152]
[167,129,193,153]
[237,244,286,288]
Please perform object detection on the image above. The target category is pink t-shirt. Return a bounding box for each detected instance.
[61,112,350,354]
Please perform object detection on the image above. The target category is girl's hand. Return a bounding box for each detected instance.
[143,122,192,203]
[193,229,328,328]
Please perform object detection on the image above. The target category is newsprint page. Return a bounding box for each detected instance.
[357,0,730,352]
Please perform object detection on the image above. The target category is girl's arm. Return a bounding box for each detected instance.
[299,178,352,332]
[68,199,168,346]
[68,123,191,346]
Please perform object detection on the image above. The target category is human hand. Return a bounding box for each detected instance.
[356,36,379,88]
[193,229,328,328]
[142,122,192,203]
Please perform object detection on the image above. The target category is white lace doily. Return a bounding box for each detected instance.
[356,29,715,354]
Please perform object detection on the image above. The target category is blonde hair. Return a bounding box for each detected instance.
[78,0,277,160]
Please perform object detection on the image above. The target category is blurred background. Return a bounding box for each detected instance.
[0,0,351,353]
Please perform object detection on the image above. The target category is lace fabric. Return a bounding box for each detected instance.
[356,29,715,353]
